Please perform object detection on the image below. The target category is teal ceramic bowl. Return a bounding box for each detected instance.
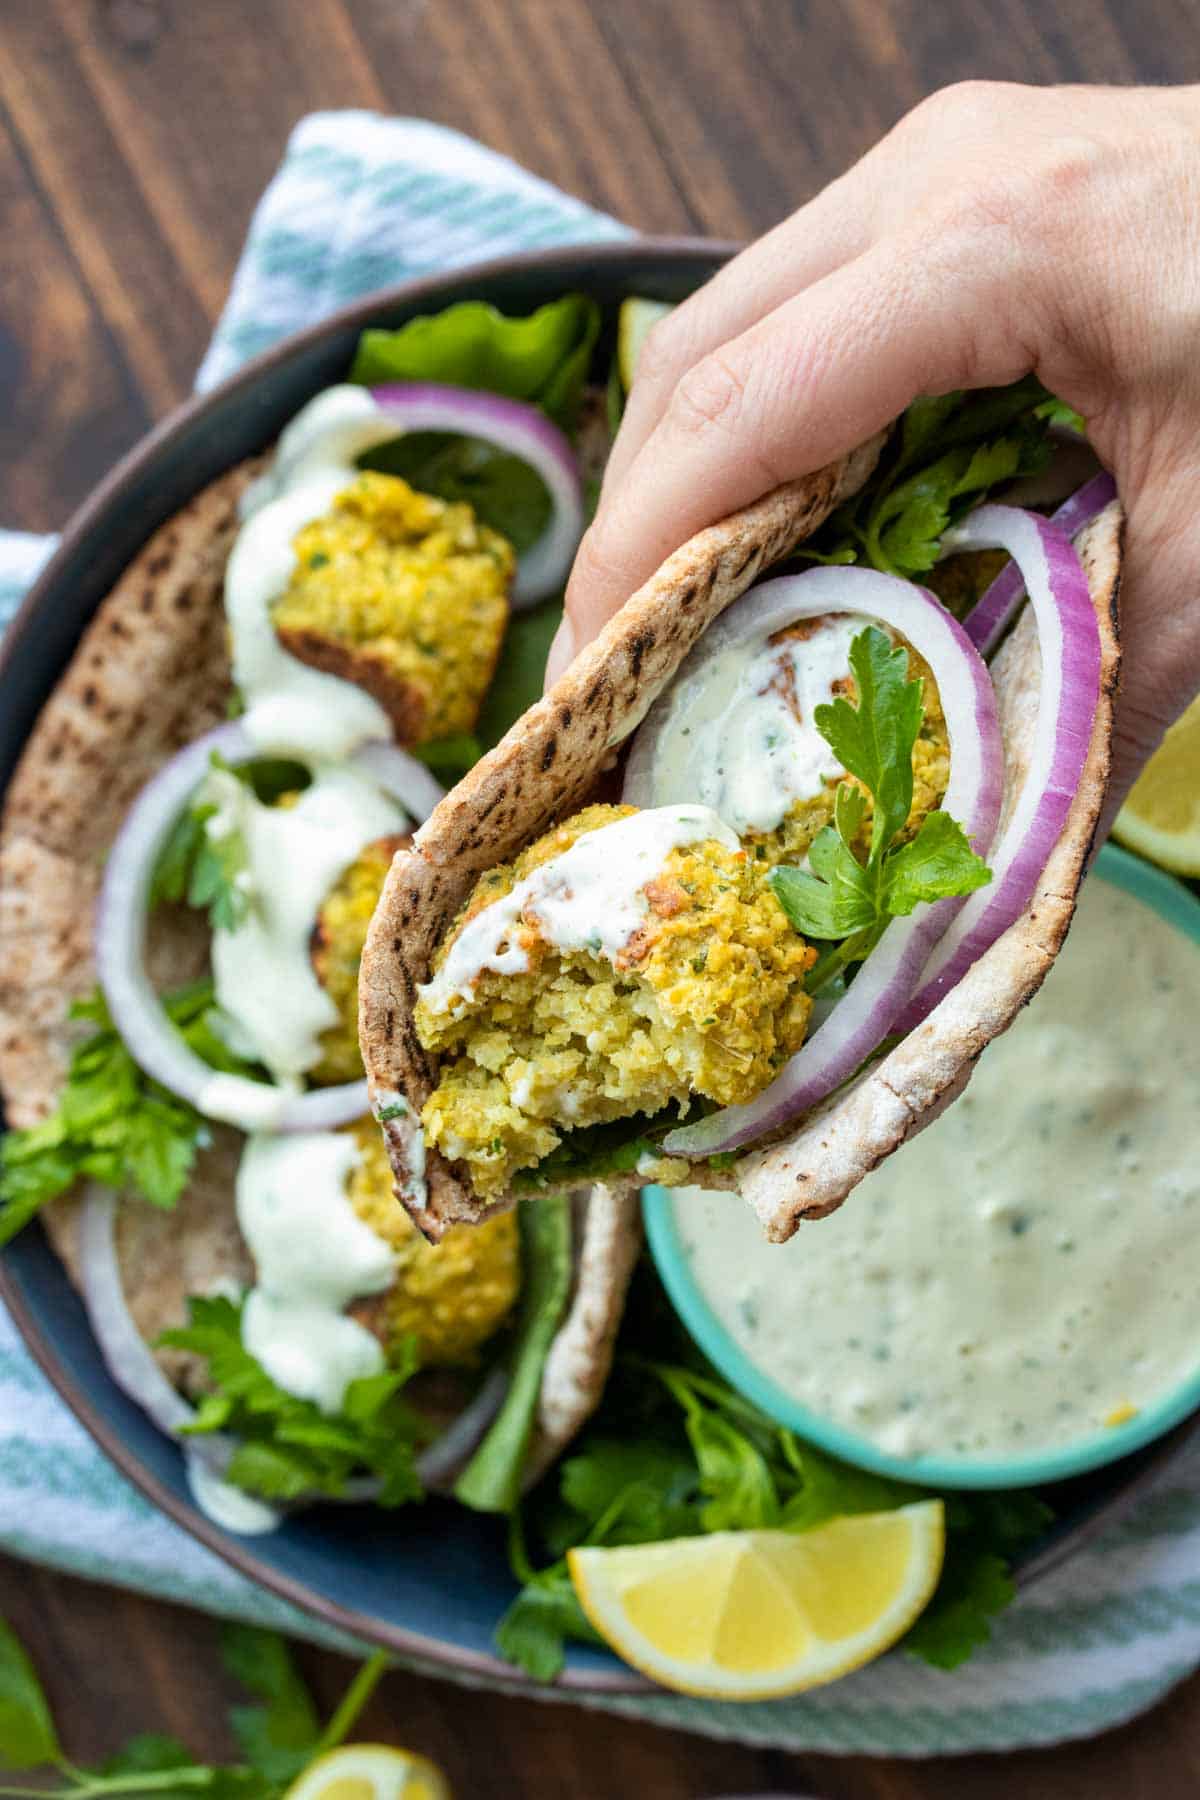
[645,843,1200,1491]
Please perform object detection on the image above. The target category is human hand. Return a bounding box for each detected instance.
[553,81,1200,814]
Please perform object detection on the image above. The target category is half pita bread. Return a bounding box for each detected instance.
[0,458,636,1476]
[360,456,1122,1243]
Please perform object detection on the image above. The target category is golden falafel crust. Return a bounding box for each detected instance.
[345,1120,519,1365]
[414,805,816,1198]
[310,833,410,1086]
[274,471,512,746]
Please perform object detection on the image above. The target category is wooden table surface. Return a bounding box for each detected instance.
[4,1,1200,1793]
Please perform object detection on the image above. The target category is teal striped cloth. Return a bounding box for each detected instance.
[3,110,1199,1756]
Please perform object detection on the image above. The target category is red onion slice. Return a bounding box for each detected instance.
[369,383,585,608]
[78,1184,507,1506]
[645,568,1003,1159]
[96,722,442,1134]
[898,504,1103,1030]
[963,473,1116,658]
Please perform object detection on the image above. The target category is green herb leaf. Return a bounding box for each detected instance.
[902,1549,1015,1669]
[220,1625,320,1786]
[0,986,237,1239]
[494,1573,599,1683]
[160,1296,426,1507]
[0,1618,60,1768]
[768,835,875,940]
[815,627,923,857]
[349,295,601,433]
[100,1732,198,1775]
[802,379,1057,578]
[769,626,989,978]
[881,810,993,916]
[455,1194,573,1513]
[361,434,551,553]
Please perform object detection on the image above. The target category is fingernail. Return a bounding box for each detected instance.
[544,616,576,690]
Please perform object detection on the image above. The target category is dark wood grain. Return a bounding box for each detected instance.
[4,1,1200,1793]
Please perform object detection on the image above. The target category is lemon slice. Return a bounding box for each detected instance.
[284,1744,450,1800]
[1113,695,1200,875]
[617,297,674,393]
[568,1502,944,1699]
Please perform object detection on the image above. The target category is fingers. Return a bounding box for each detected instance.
[564,221,1039,658]
[1096,504,1200,834]
[602,174,877,499]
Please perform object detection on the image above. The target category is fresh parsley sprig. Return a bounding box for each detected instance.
[159,1295,429,1506]
[0,983,260,1243]
[803,378,1059,579]
[0,1615,391,1798]
[496,1350,1051,1682]
[151,754,310,934]
[767,626,991,994]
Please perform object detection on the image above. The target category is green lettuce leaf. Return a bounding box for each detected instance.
[349,294,601,433]
[455,1193,573,1513]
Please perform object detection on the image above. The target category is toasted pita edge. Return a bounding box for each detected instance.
[738,498,1124,1239]
[359,439,887,1239]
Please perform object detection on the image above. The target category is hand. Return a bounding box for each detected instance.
[553,81,1200,815]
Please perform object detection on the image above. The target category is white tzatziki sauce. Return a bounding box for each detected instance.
[186,1453,282,1535]
[204,763,404,1083]
[417,805,739,1019]
[647,614,871,835]
[227,386,404,758]
[670,876,1200,1463]
[237,1131,393,1414]
[371,1088,427,1214]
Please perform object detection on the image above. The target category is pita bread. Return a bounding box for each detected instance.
[360,466,1121,1243]
[0,455,635,1476]
[360,437,887,1238]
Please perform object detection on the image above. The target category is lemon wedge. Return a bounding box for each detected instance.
[617,297,674,393]
[568,1502,945,1699]
[1113,695,1200,875]
[284,1744,450,1800]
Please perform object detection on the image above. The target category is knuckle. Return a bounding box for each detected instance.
[903,78,1013,138]
[668,349,750,442]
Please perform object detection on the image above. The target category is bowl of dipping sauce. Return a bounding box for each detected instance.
[645,845,1200,1489]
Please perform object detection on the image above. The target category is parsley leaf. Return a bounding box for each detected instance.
[220,1624,320,1786]
[802,378,1059,579]
[0,986,237,1238]
[0,1616,61,1768]
[494,1567,602,1683]
[495,1341,1052,1682]
[768,627,991,988]
[882,810,994,916]
[159,1296,428,1506]
[152,756,258,934]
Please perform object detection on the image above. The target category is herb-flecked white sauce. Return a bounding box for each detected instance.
[646,614,869,834]
[671,877,1200,1462]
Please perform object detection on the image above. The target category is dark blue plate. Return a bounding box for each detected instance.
[2,242,1195,1689]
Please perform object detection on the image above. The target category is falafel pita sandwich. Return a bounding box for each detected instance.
[0,294,644,1519]
[360,393,1122,1245]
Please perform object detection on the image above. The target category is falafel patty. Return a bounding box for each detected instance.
[273,470,512,746]
[345,1119,519,1365]
[310,833,409,1086]
[414,804,816,1199]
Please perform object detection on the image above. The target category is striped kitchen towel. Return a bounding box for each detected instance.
[2,108,1200,1756]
